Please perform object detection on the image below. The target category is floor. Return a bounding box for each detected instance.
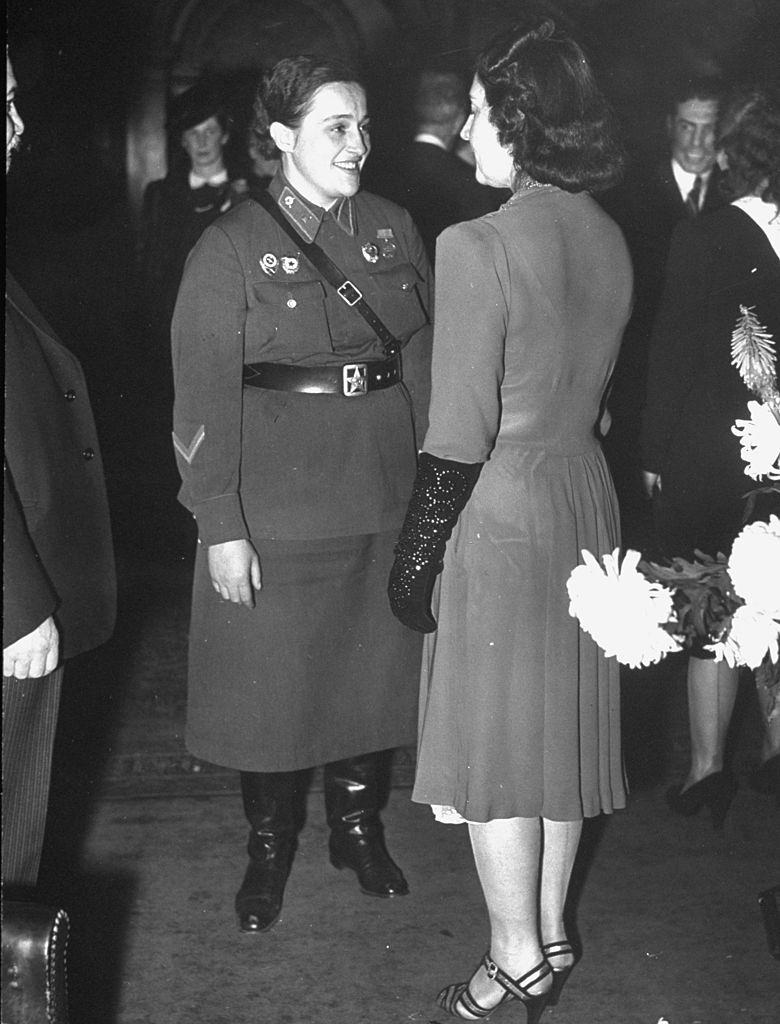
[30,538,780,1024]
[35,768,780,1024]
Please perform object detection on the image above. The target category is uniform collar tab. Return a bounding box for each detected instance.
[269,173,355,241]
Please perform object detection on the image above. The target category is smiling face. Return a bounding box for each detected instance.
[271,81,370,209]
[7,56,24,174]
[460,76,514,189]
[668,98,718,176]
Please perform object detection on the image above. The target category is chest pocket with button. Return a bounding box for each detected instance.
[246,275,331,361]
[365,262,428,342]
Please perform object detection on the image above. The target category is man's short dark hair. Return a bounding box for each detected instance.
[666,76,725,116]
[413,71,467,131]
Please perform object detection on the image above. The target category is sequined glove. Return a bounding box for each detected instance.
[388,453,483,633]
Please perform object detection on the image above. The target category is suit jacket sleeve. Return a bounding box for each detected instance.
[423,218,507,464]
[3,460,57,648]
[640,219,711,472]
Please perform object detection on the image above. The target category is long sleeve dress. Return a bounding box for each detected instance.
[411,185,633,822]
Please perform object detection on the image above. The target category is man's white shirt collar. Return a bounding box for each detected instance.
[671,160,711,207]
[414,133,448,151]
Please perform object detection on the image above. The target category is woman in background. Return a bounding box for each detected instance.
[390,12,631,1022]
[140,78,245,335]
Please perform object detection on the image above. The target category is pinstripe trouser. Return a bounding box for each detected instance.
[2,667,63,887]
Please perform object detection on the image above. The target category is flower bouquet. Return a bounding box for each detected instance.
[567,305,780,720]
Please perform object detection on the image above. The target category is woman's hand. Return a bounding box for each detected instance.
[207,539,262,607]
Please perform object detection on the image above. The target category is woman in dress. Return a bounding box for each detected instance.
[641,85,780,817]
[389,14,631,1023]
[172,55,432,933]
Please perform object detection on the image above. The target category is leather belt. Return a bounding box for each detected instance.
[242,355,402,397]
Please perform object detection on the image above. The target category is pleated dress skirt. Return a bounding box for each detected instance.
[186,530,422,772]
[412,440,627,822]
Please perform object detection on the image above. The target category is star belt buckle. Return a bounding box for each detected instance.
[342,363,368,396]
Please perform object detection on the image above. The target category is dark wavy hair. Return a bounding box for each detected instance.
[716,85,780,206]
[251,55,364,159]
[475,16,625,193]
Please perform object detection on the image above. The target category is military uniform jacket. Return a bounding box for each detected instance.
[171,172,433,544]
[4,272,116,660]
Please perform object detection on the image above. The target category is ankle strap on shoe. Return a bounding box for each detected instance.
[542,941,574,960]
[482,954,552,999]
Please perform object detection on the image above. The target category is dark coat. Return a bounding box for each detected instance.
[597,160,727,505]
[600,159,725,318]
[140,172,247,328]
[4,272,116,659]
[640,205,780,558]
[395,141,508,261]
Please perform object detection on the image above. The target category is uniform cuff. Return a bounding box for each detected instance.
[193,494,249,546]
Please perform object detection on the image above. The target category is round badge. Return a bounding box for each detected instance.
[362,242,379,264]
[281,256,300,275]
[260,253,279,276]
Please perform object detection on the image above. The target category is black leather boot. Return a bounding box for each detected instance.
[235,770,305,933]
[324,751,409,898]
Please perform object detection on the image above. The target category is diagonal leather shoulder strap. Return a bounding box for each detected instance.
[254,188,400,357]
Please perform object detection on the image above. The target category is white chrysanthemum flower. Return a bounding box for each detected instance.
[567,548,682,668]
[731,401,780,481]
[728,515,780,617]
[706,605,780,669]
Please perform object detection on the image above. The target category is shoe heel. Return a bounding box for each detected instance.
[524,991,550,1024]
[709,779,736,831]
[547,964,573,1006]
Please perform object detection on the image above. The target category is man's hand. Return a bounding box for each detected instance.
[642,470,661,499]
[207,539,262,607]
[3,616,60,679]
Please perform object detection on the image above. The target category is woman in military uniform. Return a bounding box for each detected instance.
[171,56,432,933]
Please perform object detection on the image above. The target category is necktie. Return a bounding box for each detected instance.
[686,175,702,216]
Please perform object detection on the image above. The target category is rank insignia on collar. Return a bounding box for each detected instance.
[281,256,300,274]
[361,242,379,263]
[260,253,279,275]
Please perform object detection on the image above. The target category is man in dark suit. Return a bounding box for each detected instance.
[395,69,507,261]
[3,54,116,892]
[598,77,726,526]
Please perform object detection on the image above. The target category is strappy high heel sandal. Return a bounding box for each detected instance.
[541,941,578,1006]
[436,952,552,1023]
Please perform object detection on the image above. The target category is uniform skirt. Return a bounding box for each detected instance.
[185,531,422,771]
